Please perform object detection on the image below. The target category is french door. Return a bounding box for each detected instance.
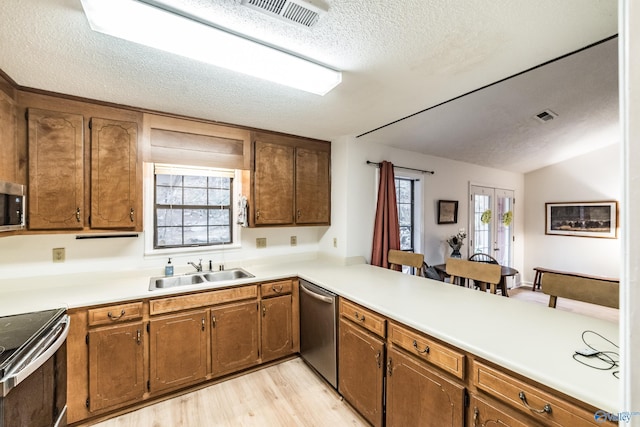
[469,185,515,267]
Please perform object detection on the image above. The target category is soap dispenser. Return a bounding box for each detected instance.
[165,258,174,276]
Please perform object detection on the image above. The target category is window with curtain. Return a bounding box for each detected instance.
[154,164,235,249]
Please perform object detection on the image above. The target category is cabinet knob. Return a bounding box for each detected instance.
[297,209,301,218]
[256,210,261,219]
[136,329,141,345]
[76,207,81,222]
[130,208,135,222]
[262,306,266,317]
[212,314,216,327]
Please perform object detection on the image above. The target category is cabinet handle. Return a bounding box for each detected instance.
[354,312,365,322]
[107,309,125,320]
[202,317,206,331]
[375,350,381,369]
[272,285,283,293]
[387,358,392,376]
[518,391,552,414]
[473,407,479,427]
[297,209,301,219]
[262,306,266,317]
[212,314,216,327]
[130,208,135,222]
[76,207,81,222]
[136,329,141,345]
[413,339,430,354]
[256,210,260,219]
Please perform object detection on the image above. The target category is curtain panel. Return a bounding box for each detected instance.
[371,161,400,269]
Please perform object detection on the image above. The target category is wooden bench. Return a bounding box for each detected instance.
[540,271,619,309]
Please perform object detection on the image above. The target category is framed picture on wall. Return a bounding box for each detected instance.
[545,201,618,238]
[437,200,458,224]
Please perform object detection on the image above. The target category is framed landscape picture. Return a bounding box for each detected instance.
[545,201,618,238]
[437,200,458,224]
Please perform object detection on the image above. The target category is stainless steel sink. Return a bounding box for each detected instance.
[149,268,254,291]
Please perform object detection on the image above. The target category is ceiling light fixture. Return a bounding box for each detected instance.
[80,0,342,95]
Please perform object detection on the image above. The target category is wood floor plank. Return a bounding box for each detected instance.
[91,358,367,427]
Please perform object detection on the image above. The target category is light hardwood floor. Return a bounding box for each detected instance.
[91,358,367,427]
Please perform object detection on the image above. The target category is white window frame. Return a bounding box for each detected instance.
[143,162,243,257]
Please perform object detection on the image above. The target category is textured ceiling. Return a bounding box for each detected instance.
[0,0,619,173]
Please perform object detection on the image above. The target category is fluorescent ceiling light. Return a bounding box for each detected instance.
[80,0,342,95]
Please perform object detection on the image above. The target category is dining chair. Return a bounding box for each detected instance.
[446,258,501,294]
[388,249,424,276]
[468,253,499,264]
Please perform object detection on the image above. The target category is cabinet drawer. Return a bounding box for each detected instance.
[260,280,292,298]
[150,285,257,315]
[472,360,603,427]
[339,298,386,338]
[388,321,465,380]
[468,394,539,427]
[88,302,143,326]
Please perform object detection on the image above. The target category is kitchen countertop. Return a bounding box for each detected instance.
[0,258,619,414]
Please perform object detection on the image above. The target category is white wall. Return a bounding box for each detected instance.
[523,143,621,283]
[324,137,525,278]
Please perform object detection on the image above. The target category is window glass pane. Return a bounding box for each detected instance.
[399,226,412,251]
[157,227,183,246]
[398,205,412,226]
[208,209,230,225]
[209,226,231,243]
[156,175,182,187]
[184,209,207,226]
[209,176,230,189]
[156,186,182,205]
[184,226,208,245]
[208,189,230,206]
[397,181,411,203]
[184,176,208,187]
[184,188,208,205]
[157,208,183,227]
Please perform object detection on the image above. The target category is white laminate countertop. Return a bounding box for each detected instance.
[0,259,619,414]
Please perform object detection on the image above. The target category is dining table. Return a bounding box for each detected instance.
[433,262,519,297]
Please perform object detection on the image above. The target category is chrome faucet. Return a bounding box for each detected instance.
[188,259,203,272]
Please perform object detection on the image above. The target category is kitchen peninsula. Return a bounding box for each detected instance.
[0,257,618,426]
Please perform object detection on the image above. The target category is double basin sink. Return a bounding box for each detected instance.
[149,268,254,291]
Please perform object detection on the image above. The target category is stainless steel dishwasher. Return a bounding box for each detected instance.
[299,279,337,389]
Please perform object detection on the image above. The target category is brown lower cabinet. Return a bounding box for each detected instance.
[211,300,259,376]
[261,294,293,362]
[468,394,539,427]
[386,347,465,427]
[338,317,385,427]
[149,310,208,394]
[88,322,145,412]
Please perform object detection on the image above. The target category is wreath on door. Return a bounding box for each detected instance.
[480,209,492,224]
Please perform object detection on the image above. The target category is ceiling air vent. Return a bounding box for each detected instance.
[534,109,558,123]
[239,0,327,27]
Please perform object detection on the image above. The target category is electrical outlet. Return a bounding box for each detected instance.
[290,236,297,246]
[256,237,267,248]
[52,248,65,263]
[333,237,337,248]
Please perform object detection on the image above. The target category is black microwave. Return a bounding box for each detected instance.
[0,181,25,231]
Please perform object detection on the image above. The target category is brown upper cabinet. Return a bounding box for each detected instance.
[252,132,330,226]
[26,108,141,231]
[90,117,139,229]
[0,89,19,184]
[27,108,85,230]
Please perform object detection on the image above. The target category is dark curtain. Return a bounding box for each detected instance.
[371,161,400,269]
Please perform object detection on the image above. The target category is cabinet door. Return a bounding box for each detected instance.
[338,318,385,427]
[295,147,330,224]
[149,310,208,393]
[27,108,84,229]
[468,394,539,427]
[90,117,138,229]
[261,294,293,362]
[253,140,294,225]
[0,91,17,183]
[88,322,145,412]
[386,347,465,427]
[211,301,259,376]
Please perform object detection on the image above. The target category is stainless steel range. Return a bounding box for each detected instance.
[0,308,69,427]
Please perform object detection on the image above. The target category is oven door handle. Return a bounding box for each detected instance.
[4,315,70,392]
